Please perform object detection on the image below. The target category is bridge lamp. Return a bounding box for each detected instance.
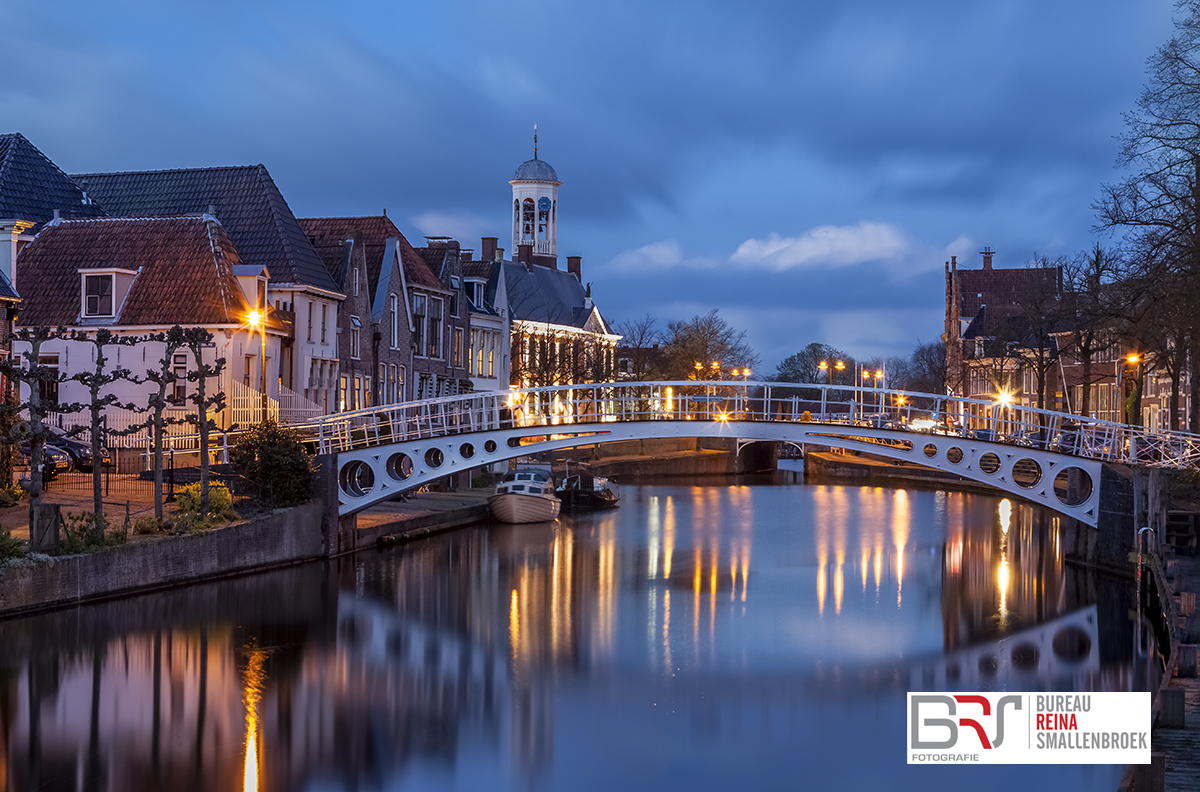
[997,389,1013,406]
[1127,354,1140,364]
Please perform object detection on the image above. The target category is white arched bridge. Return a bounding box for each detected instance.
[299,381,1200,526]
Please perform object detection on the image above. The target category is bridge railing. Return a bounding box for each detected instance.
[293,381,1200,470]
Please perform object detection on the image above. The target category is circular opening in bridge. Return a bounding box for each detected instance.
[484,439,497,453]
[1052,626,1092,663]
[385,452,412,481]
[507,437,523,448]
[424,447,444,468]
[978,654,998,676]
[1053,467,1093,507]
[978,452,1001,475]
[339,460,375,498]
[460,442,475,459]
[1012,458,1042,488]
[923,443,938,458]
[946,447,964,465]
[1011,643,1040,670]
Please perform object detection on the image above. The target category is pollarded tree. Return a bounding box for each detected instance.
[68,328,142,541]
[1095,0,1200,430]
[183,328,226,516]
[143,326,188,523]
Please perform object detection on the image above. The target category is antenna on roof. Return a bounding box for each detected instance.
[533,123,538,160]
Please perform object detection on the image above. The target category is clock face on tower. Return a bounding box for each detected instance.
[538,197,551,211]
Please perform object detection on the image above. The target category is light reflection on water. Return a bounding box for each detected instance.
[0,476,1150,791]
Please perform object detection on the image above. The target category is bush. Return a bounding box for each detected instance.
[60,512,124,554]
[175,482,235,521]
[170,511,211,534]
[0,530,23,561]
[0,484,22,508]
[231,419,313,507]
[132,516,162,535]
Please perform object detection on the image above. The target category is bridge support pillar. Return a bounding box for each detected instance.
[1064,464,1173,576]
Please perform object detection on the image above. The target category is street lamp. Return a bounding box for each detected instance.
[818,360,828,384]
[248,309,267,420]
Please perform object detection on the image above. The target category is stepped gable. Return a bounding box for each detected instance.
[15,216,248,327]
[0,133,106,227]
[71,165,339,294]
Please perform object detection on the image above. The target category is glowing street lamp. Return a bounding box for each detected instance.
[247,309,267,419]
[818,360,829,384]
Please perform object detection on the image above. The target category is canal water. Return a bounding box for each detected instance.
[0,475,1154,791]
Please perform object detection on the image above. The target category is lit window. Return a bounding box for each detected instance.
[350,316,361,359]
[172,354,187,402]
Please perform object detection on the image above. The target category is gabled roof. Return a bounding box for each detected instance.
[297,216,444,294]
[488,261,613,334]
[0,133,106,227]
[71,165,340,294]
[15,216,249,327]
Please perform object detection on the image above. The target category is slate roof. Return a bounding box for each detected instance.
[15,216,249,327]
[297,216,444,295]
[71,165,340,294]
[487,262,612,333]
[0,133,106,227]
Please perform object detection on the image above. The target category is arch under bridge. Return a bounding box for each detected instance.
[298,381,1200,526]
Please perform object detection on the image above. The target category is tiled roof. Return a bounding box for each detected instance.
[462,261,494,279]
[956,265,1060,320]
[0,133,106,227]
[489,262,611,332]
[15,216,249,327]
[297,216,444,294]
[71,165,340,294]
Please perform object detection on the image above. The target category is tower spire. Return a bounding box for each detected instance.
[533,123,538,160]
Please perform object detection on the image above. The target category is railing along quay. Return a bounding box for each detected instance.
[291,381,1200,471]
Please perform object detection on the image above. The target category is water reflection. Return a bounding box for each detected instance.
[0,477,1145,791]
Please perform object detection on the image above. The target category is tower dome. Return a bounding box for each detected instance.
[512,157,560,184]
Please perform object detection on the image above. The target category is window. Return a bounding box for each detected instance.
[399,365,406,402]
[38,355,59,408]
[469,329,479,375]
[353,266,360,297]
[378,365,386,404]
[364,377,371,408]
[172,354,188,402]
[450,276,460,317]
[307,302,313,343]
[389,364,397,403]
[350,316,361,359]
[426,297,443,358]
[339,375,348,411]
[84,274,113,317]
[452,327,464,367]
[465,280,484,308]
[389,294,398,349]
[321,304,328,344]
[413,294,426,356]
[353,376,361,410]
[244,356,254,389]
[522,199,535,240]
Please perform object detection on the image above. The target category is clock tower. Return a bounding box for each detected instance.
[510,127,562,269]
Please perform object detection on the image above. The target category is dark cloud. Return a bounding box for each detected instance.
[0,0,1180,368]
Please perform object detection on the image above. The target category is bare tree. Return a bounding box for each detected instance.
[183,328,226,516]
[614,315,664,381]
[1061,245,1123,417]
[1095,0,1200,430]
[661,310,759,380]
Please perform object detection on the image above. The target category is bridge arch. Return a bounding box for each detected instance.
[305,379,1200,526]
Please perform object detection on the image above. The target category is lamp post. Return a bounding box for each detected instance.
[819,360,828,384]
[874,369,883,412]
[248,309,267,421]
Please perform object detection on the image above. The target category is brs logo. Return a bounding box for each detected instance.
[910,695,1022,750]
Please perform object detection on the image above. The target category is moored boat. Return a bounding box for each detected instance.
[555,473,620,512]
[488,469,561,523]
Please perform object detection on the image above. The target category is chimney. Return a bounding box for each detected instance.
[1,219,36,294]
[980,247,993,270]
[518,244,534,271]
[567,256,582,282]
[481,236,498,262]
[496,247,505,262]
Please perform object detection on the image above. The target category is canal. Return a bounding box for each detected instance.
[0,474,1156,790]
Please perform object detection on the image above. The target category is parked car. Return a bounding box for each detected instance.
[17,442,72,483]
[46,426,111,472]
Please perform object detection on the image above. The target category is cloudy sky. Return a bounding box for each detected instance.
[0,0,1176,370]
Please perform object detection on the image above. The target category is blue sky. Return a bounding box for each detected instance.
[0,0,1176,370]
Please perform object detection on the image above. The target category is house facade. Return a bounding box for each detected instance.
[12,215,283,431]
[73,165,343,414]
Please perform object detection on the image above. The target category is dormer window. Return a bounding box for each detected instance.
[78,268,137,321]
[85,275,113,316]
